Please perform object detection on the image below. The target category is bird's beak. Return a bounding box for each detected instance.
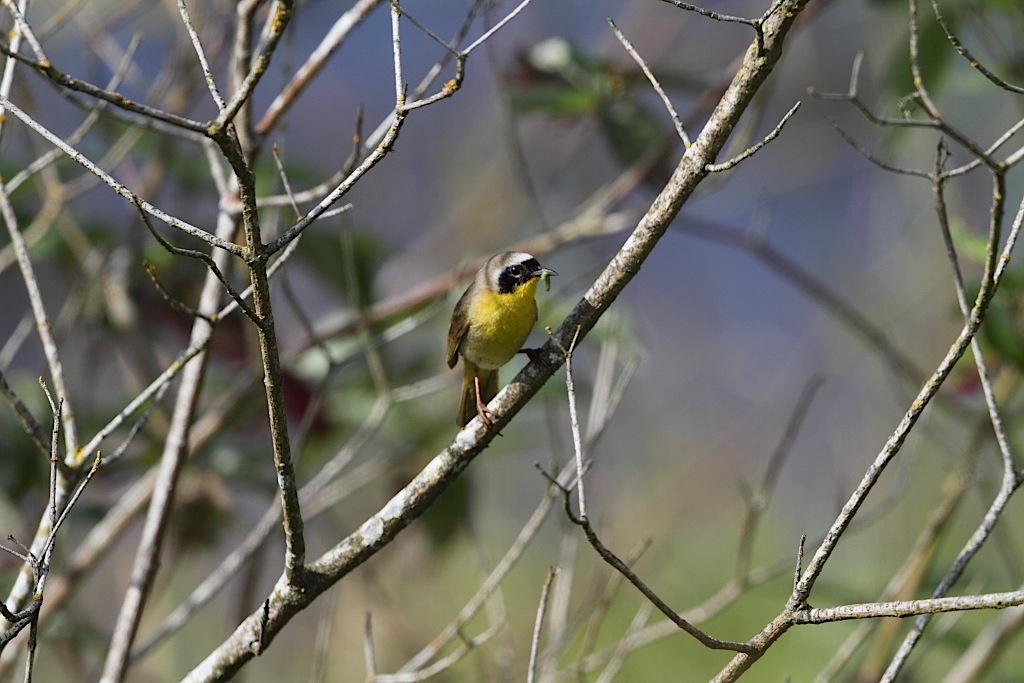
[532,266,557,279]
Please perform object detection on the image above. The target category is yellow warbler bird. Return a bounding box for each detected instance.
[446,252,556,427]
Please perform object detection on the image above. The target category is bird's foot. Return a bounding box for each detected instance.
[475,401,503,435]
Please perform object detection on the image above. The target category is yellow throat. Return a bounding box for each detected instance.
[464,278,540,370]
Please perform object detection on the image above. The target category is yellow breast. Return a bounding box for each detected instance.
[462,279,539,370]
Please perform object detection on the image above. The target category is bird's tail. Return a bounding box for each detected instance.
[458,365,498,427]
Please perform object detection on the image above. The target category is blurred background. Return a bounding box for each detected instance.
[1,0,1023,680]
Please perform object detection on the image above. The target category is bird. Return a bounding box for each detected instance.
[446,251,557,428]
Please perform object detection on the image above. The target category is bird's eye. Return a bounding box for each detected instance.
[507,265,523,276]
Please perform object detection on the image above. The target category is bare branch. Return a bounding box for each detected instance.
[657,0,758,30]
[258,0,382,135]
[0,43,208,133]
[0,92,243,255]
[176,0,227,110]
[0,368,48,457]
[795,591,1024,624]
[562,327,586,518]
[463,0,535,55]
[0,183,78,456]
[527,569,557,683]
[216,0,295,128]
[706,101,800,172]
[554,479,755,654]
[930,0,1024,94]
[608,17,690,148]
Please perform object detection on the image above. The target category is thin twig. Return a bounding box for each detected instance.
[0,0,30,152]
[901,0,997,169]
[388,1,458,59]
[0,92,243,255]
[563,327,586,518]
[608,17,690,148]
[41,384,61,530]
[527,569,557,683]
[0,368,49,456]
[216,0,295,128]
[658,0,758,29]
[930,0,1024,95]
[134,202,258,325]
[463,0,534,55]
[930,143,1018,476]
[390,1,405,106]
[0,185,78,455]
[363,613,377,680]
[544,471,755,654]
[142,262,218,323]
[795,591,1024,623]
[258,0,382,135]
[706,101,800,172]
[0,41,207,133]
[42,452,102,564]
[176,0,226,109]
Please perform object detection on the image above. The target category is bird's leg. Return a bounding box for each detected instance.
[474,374,496,429]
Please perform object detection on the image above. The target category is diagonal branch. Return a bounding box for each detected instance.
[0,93,243,255]
[216,0,295,128]
[182,1,810,678]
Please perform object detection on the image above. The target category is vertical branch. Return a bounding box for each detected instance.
[209,10,308,585]
[246,239,307,586]
[217,0,295,128]
[231,0,258,154]
[176,0,227,110]
[225,126,307,585]
[527,569,557,683]
[564,327,586,519]
[199,0,307,591]
[0,0,28,148]
[390,1,405,105]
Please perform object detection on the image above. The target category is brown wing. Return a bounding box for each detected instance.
[446,288,472,368]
